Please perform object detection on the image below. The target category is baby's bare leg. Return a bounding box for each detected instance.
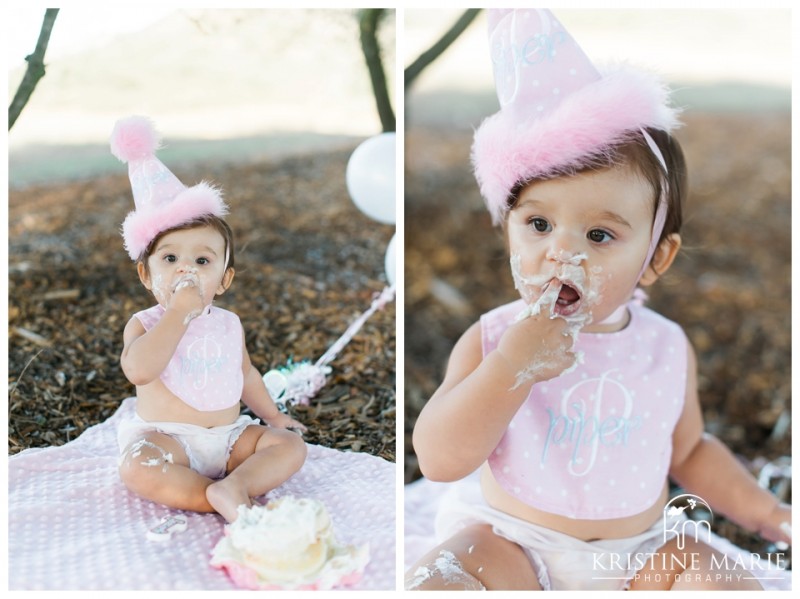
[405,524,542,591]
[206,425,307,522]
[119,432,215,512]
[629,537,762,591]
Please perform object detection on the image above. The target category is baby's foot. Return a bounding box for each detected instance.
[206,478,251,523]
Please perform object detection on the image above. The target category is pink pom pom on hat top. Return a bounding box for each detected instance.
[472,9,681,225]
[110,115,228,260]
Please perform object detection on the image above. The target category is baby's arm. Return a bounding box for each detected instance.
[239,331,306,432]
[413,311,574,482]
[120,310,189,386]
[120,281,206,385]
[669,342,791,545]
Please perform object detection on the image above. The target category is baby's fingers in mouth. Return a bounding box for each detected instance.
[534,279,561,315]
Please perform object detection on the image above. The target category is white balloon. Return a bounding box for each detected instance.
[346,133,396,225]
[384,233,396,286]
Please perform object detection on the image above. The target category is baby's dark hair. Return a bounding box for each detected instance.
[626,128,686,248]
[507,128,687,250]
[138,214,235,274]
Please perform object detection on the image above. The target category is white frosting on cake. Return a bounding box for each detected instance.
[210,496,369,590]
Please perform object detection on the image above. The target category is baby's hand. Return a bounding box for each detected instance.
[758,502,791,546]
[265,411,308,434]
[496,284,577,387]
[168,275,205,321]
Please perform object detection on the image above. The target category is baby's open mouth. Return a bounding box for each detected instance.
[554,282,582,316]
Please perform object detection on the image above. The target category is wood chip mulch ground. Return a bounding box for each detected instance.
[9,146,396,462]
[405,112,791,559]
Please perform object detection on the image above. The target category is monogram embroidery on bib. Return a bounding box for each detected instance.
[540,369,642,476]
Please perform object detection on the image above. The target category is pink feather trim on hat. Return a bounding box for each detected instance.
[121,181,227,260]
[473,65,681,225]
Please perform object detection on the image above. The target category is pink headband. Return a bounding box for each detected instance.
[638,128,669,281]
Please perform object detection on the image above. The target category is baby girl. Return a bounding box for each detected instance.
[110,116,306,523]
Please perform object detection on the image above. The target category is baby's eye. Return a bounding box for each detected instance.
[196,257,210,266]
[164,254,177,263]
[588,229,614,243]
[529,217,551,233]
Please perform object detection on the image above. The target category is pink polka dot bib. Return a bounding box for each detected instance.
[135,304,244,411]
[482,299,687,520]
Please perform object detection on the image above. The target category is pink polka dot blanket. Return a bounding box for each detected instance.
[404,473,792,590]
[8,397,396,590]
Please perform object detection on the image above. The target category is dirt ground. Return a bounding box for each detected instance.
[8,146,396,461]
[404,111,791,557]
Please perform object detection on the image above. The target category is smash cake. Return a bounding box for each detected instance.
[210,496,369,590]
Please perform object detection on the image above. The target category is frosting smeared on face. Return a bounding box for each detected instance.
[151,273,168,305]
[508,252,610,388]
[144,225,229,319]
[510,252,604,331]
[172,267,207,323]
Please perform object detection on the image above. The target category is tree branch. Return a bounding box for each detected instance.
[358,9,395,133]
[9,8,59,130]
[405,9,481,91]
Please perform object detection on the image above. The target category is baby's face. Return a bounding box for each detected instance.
[506,166,654,332]
[142,225,231,308]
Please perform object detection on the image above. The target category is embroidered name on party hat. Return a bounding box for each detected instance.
[110,115,228,260]
[472,9,680,225]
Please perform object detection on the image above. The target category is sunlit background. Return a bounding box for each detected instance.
[8,7,396,186]
[405,8,792,128]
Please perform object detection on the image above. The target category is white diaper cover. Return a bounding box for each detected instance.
[434,474,684,590]
[118,412,260,479]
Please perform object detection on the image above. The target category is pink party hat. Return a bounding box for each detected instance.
[110,116,228,260]
[472,9,681,224]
